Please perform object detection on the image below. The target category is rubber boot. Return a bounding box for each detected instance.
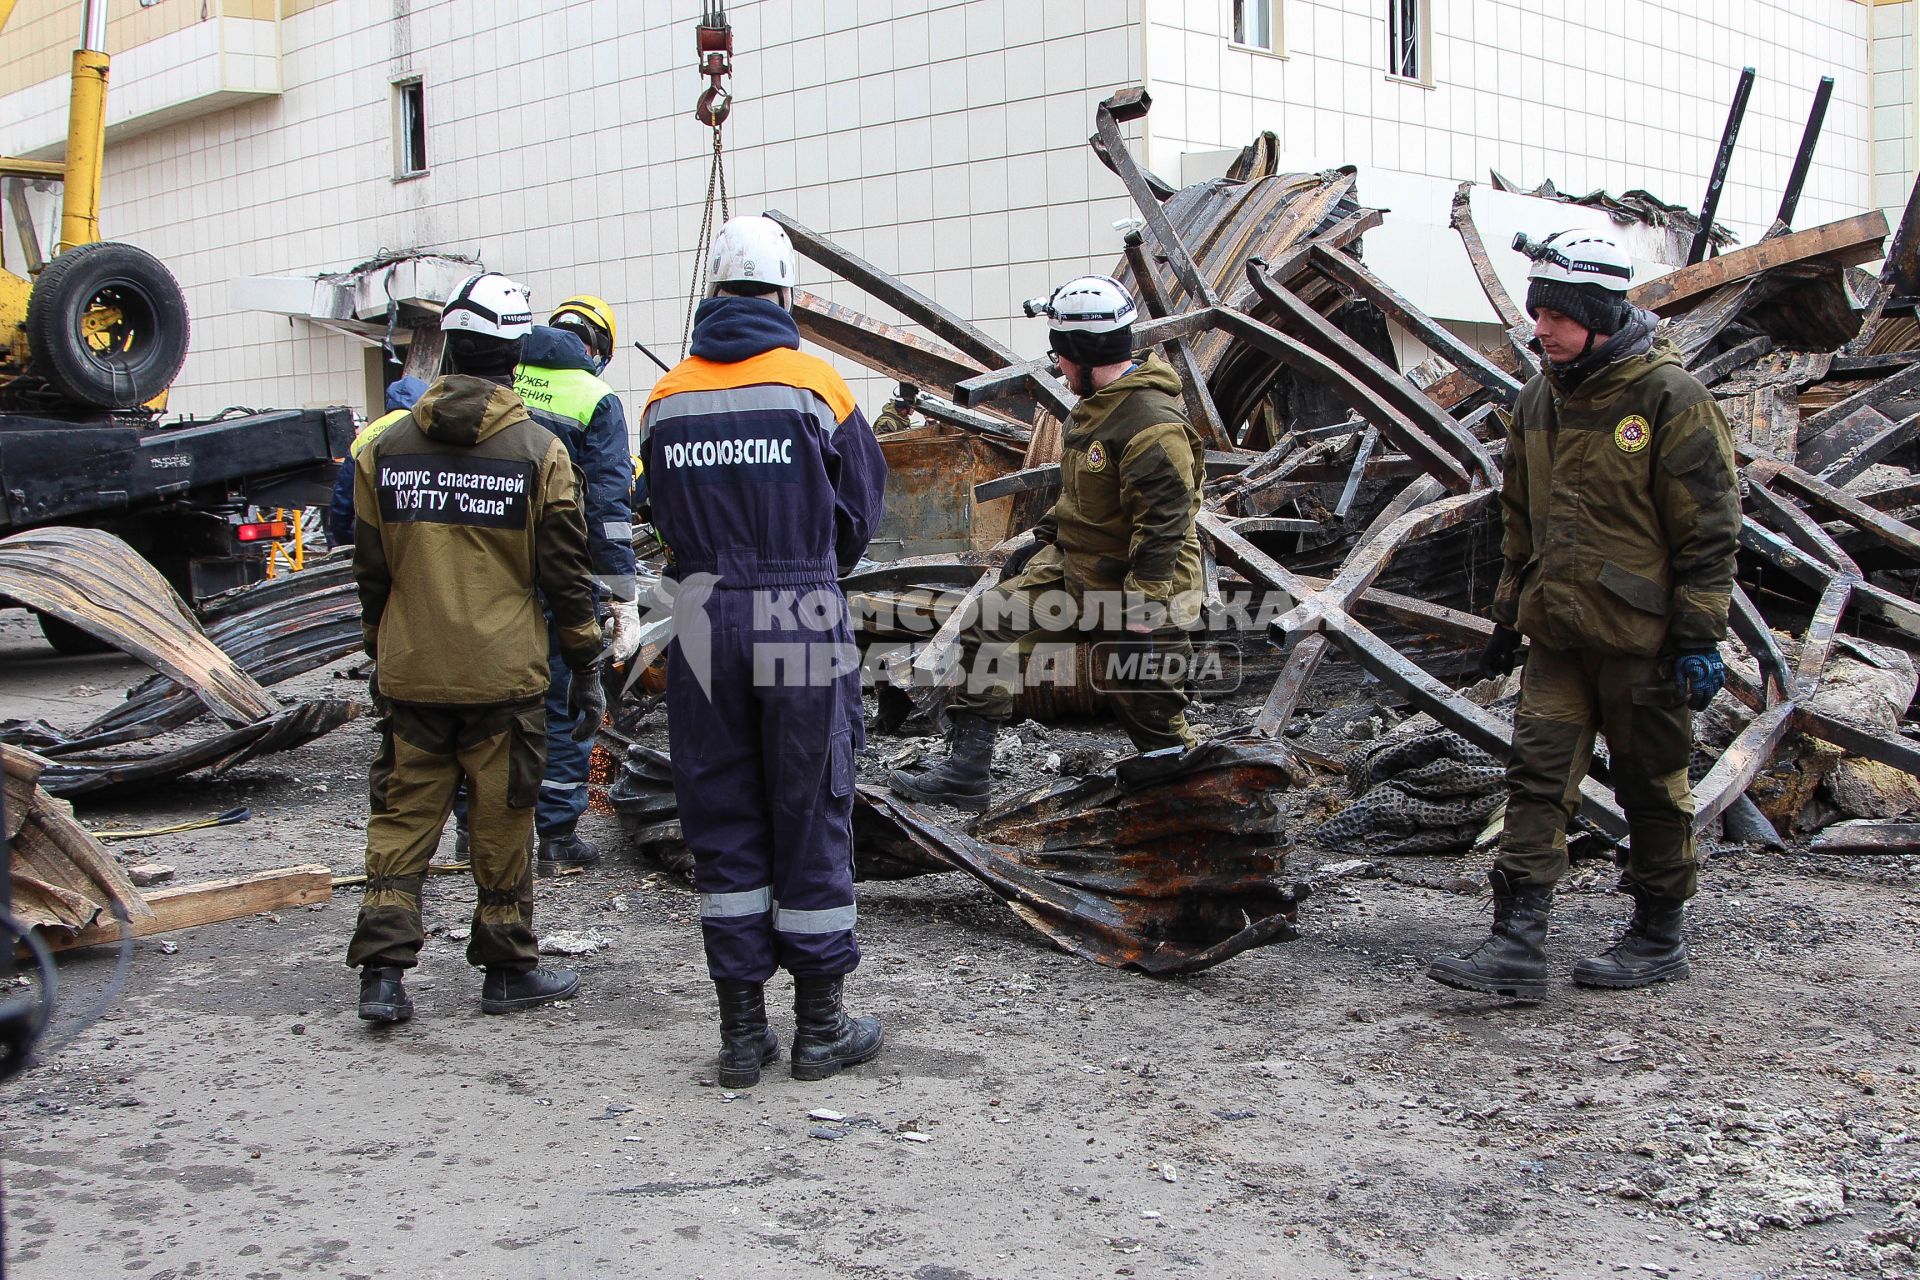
[1572,891,1691,988]
[537,829,602,873]
[479,965,579,1014]
[887,711,998,811]
[454,813,470,856]
[358,966,414,1023]
[790,975,883,1082]
[714,981,781,1088]
[1426,868,1553,1002]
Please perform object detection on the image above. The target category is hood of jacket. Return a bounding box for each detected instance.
[1072,353,1187,431]
[1545,325,1682,406]
[411,374,531,447]
[688,295,801,363]
[518,325,599,372]
[385,375,429,412]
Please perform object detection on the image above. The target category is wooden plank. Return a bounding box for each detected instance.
[1691,335,1775,386]
[1798,359,1920,442]
[1796,405,1896,476]
[53,864,334,952]
[1629,210,1889,315]
[1815,411,1920,486]
[1448,181,1527,330]
[1759,458,1920,565]
[1305,244,1523,404]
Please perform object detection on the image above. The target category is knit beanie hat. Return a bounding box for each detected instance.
[1526,278,1629,337]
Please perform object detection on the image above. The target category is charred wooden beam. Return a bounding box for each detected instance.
[1093,87,1221,309]
[1449,181,1528,331]
[1632,210,1889,314]
[1122,230,1232,450]
[1305,243,1523,404]
[769,210,1075,419]
[1775,76,1835,231]
[1689,66,1756,265]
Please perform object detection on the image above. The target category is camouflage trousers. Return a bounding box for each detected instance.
[345,698,546,973]
[1499,644,1699,901]
[944,554,1197,754]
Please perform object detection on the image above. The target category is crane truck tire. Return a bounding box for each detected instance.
[34,609,113,655]
[25,241,190,410]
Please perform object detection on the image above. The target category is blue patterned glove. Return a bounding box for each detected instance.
[1674,650,1725,711]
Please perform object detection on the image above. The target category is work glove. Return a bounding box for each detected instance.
[1673,650,1726,711]
[998,536,1046,584]
[605,598,643,665]
[567,661,608,741]
[1477,625,1524,682]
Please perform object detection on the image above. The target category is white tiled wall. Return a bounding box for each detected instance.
[1149,0,1874,247]
[7,0,1884,425]
[1871,0,1917,230]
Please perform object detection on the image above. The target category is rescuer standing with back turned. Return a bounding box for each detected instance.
[640,216,888,1087]
[513,296,642,873]
[1427,231,1740,1002]
[348,272,607,1023]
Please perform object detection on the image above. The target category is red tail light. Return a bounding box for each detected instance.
[236,521,288,542]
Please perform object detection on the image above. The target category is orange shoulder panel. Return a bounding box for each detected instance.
[644,349,858,423]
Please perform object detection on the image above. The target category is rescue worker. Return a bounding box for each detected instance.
[889,274,1206,812]
[349,271,607,1023]
[1427,230,1739,1002]
[513,296,642,871]
[640,215,888,1086]
[327,376,428,547]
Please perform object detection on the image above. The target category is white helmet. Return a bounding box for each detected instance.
[441,272,534,338]
[1024,274,1138,366]
[1512,230,1633,292]
[708,215,797,299]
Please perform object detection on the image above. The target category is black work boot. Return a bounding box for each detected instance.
[714,981,782,1088]
[453,813,470,857]
[1426,868,1553,1002]
[1572,890,1691,988]
[790,975,883,1082]
[887,711,998,811]
[358,966,414,1024]
[479,965,579,1014]
[538,829,602,872]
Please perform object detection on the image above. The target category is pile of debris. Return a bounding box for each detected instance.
[602,85,1920,973]
[0,528,359,797]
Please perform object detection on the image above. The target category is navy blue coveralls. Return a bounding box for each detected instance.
[513,326,639,839]
[639,297,887,982]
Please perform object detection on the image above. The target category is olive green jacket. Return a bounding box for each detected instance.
[1492,338,1739,657]
[1036,354,1205,624]
[354,374,603,705]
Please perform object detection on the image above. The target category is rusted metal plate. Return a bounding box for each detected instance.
[872,427,1024,557]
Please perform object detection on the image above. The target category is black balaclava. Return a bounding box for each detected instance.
[445,331,523,383]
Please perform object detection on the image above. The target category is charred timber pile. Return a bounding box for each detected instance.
[602,84,1920,976]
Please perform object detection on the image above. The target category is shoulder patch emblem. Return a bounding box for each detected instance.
[1614,415,1651,454]
[1085,440,1108,473]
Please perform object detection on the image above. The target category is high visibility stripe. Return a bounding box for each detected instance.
[603,521,634,540]
[643,347,857,424]
[514,364,613,429]
[538,780,585,793]
[775,904,857,934]
[349,407,412,459]
[639,383,838,451]
[701,887,773,918]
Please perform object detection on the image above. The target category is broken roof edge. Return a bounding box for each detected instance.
[230,251,483,335]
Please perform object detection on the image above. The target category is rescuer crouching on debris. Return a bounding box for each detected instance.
[889,274,1207,813]
[347,271,607,1023]
[1427,230,1740,1002]
[639,216,889,1087]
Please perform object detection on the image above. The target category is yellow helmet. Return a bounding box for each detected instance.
[549,294,617,366]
